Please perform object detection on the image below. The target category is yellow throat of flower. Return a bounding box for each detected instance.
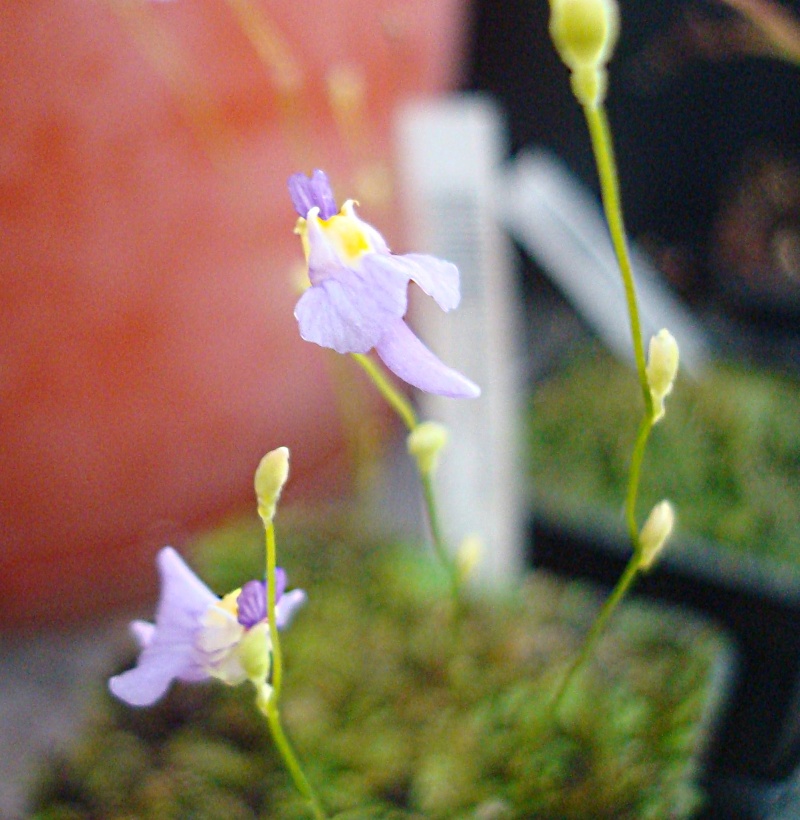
[295,200,373,266]
[218,588,241,617]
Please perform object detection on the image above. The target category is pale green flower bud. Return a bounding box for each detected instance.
[255,681,274,712]
[571,64,608,109]
[255,447,290,524]
[646,329,680,423]
[407,421,449,477]
[238,622,272,684]
[549,0,619,106]
[456,534,483,584]
[639,500,675,571]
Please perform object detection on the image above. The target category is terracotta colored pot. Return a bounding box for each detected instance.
[0,0,469,628]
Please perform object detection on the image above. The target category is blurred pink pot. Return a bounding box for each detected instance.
[0,0,469,628]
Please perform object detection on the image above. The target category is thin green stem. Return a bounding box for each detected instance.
[550,101,664,719]
[549,417,653,716]
[420,471,462,611]
[351,353,417,432]
[265,522,283,701]
[262,521,327,819]
[551,552,643,714]
[351,352,462,611]
[261,700,327,820]
[625,415,654,545]
[584,103,654,420]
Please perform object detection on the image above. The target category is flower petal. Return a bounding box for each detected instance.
[237,570,295,628]
[130,620,155,649]
[153,547,218,624]
[274,567,287,600]
[196,604,247,685]
[196,605,245,657]
[392,253,461,312]
[303,210,343,283]
[236,580,267,629]
[108,547,218,706]
[303,209,389,283]
[294,256,408,354]
[288,170,337,219]
[336,200,391,256]
[275,588,308,630]
[375,318,480,399]
[109,652,194,707]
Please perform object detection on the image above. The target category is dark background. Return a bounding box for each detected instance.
[466,0,800,353]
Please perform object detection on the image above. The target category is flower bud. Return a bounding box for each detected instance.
[238,622,272,684]
[570,64,608,109]
[407,421,449,477]
[549,0,619,106]
[255,447,290,524]
[639,500,675,571]
[646,329,680,423]
[255,681,274,712]
[456,534,483,584]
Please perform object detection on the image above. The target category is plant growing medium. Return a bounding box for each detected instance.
[31,0,795,816]
[528,344,800,567]
[31,518,725,820]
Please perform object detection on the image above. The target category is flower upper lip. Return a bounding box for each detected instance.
[289,168,338,220]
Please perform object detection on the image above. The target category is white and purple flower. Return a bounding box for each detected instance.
[109,547,306,707]
[289,169,480,399]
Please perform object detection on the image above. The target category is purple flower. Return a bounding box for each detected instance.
[109,547,306,707]
[288,170,480,399]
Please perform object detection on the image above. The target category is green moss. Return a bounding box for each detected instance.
[528,344,800,565]
[31,517,725,819]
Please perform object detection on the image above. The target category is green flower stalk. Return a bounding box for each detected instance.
[107,446,324,819]
[548,0,681,713]
[288,171,479,613]
[254,448,328,820]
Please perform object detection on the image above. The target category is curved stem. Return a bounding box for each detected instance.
[265,522,283,701]
[551,553,643,714]
[584,104,654,420]
[261,700,327,820]
[262,522,327,819]
[550,102,663,718]
[351,353,417,431]
[420,472,462,611]
[625,415,654,547]
[351,353,462,610]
